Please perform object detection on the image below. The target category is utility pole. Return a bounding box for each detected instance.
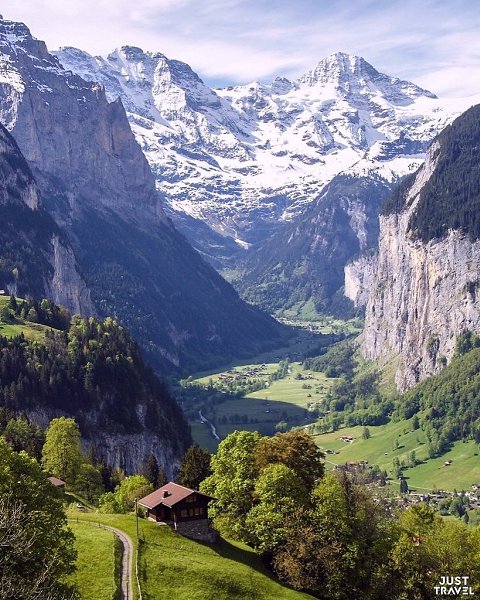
[135,497,139,540]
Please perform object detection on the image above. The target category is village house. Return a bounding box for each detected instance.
[138,482,217,542]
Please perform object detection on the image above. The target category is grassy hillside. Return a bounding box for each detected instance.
[0,296,55,340]
[66,520,119,600]
[314,419,480,492]
[71,512,312,600]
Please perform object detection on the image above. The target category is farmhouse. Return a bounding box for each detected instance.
[138,482,217,542]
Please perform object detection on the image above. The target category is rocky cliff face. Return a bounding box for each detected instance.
[26,406,182,477]
[0,121,92,312]
[0,18,283,373]
[0,21,164,227]
[358,106,480,390]
[344,251,378,309]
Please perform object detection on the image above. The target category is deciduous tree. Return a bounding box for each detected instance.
[0,439,77,599]
[41,417,85,484]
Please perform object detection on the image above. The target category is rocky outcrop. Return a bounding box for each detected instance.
[46,236,93,315]
[0,121,92,312]
[25,405,181,477]
[360,120,480,390]
[344,252,378,309]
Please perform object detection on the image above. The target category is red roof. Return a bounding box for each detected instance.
[138,482,213,509]
[47,476,66,487]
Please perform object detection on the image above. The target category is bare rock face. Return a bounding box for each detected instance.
[0,121,92,312]
[360,136,480,391]
[0,20,164,227]
[46,235,93,315]
[25,405,182,477]
[344,252,378,309]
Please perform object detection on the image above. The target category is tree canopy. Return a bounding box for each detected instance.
[0,439,77,599]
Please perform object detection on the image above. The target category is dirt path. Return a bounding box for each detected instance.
[101,524,135,600]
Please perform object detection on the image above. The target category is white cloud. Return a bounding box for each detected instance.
[1,0,479,96]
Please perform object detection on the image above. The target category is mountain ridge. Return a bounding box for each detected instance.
[55,44,475,269]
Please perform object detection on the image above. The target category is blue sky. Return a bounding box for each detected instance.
[2,0,480,96]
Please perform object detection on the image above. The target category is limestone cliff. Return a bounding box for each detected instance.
[0,121,92,313]
[358,105,480,391]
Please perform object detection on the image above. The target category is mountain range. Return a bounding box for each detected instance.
[55,45,479,315]
[0,18,283,373]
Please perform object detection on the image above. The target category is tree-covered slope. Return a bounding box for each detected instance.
[238,174,392,317]
[382,103,480,241]
[0,298,192,474]
[397,339,480,455]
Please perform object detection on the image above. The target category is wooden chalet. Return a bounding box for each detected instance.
[138,482,213,526]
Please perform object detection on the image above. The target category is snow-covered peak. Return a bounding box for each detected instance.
[54,42,477,257]
[300,52,374,86]
[0,19,33,43]
[299,51,437,105]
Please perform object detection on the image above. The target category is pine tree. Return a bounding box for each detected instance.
[178,444,212,490]
[142,453,160,487]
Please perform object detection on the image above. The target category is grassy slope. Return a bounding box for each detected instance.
[66,520,118,600]
[0,296,55,340]
[70,512,312,600]
[314,420,480,492]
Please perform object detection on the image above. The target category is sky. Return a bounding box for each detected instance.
[2,0,480,97]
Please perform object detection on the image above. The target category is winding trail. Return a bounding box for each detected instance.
[72,520,135,600]
[102,524,134,600]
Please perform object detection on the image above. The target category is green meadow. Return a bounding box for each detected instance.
[70,511,313,600]
[314,419,480,492]
[191,361,336,443]
[66,520,119,600]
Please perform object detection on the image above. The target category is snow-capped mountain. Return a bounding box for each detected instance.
[56,47,477,264]
[0,18,284,372]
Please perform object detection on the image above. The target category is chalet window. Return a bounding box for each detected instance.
[199,507,204,515]
[194,508,200,516]
[186,494,196,503]
[180,509,188,518]
[188,508,194,516]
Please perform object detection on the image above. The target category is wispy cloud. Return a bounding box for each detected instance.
[1,0,479,96]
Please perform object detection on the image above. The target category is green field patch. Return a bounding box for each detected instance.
[0,296,55,340]
[314,420,480,492]
[190,362,336,445]
[404,441,480,492]
[71,512,312,600]
[66,520,119,600]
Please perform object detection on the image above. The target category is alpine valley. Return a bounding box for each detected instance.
[0,18,284,375]
[2,10,480,600]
